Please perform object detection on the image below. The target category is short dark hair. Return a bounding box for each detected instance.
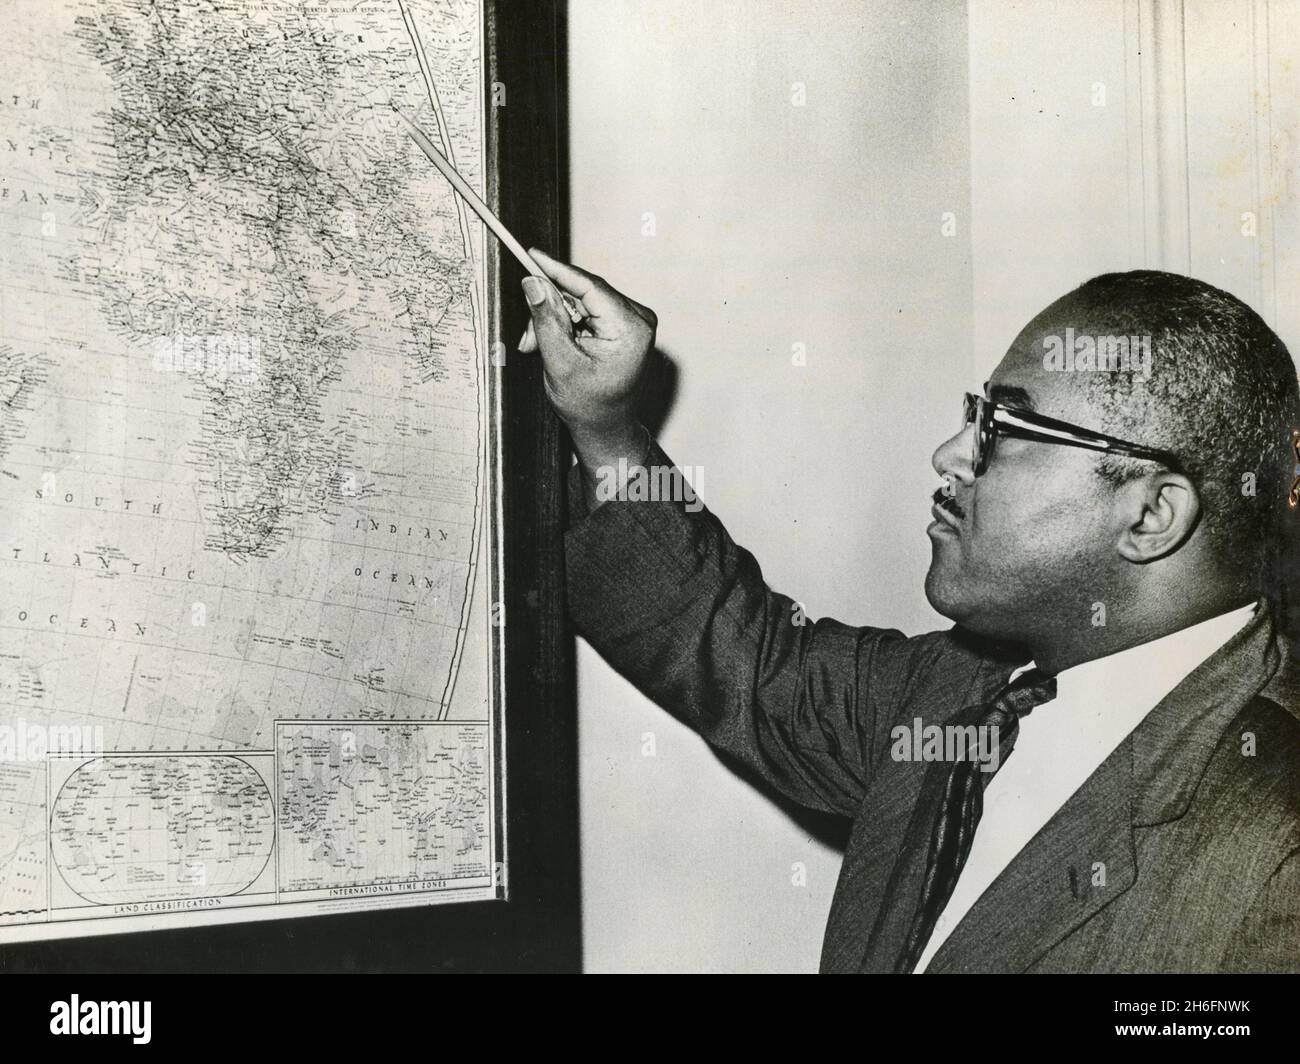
[1064,270,1298,573]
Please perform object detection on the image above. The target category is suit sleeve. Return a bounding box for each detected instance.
[563,442,929,818]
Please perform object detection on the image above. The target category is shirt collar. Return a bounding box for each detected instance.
[1011,601,1259,718]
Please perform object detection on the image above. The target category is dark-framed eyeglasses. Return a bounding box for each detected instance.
[961,392,1185,478]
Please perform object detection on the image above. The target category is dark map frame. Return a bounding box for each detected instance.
[0,0,579,974]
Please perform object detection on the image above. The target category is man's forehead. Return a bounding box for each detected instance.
[985,343,1074,415]
[987,306,1108,417]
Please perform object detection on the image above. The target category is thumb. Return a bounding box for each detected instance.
[521,276,570,342]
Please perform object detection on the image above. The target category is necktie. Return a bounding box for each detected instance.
[894,667,1058,973]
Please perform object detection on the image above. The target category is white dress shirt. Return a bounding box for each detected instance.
[914,601,1258,972]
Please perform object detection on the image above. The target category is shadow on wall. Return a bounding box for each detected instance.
[633,346,678,440]
[622,343,854,852]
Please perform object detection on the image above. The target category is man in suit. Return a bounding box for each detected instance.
[519,251,1300,973]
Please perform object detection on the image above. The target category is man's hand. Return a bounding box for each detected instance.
[519,249,657,501]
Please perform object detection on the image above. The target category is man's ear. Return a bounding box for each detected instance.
[1114,472,1201,563]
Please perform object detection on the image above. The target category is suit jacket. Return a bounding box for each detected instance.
[564,445,1300,973]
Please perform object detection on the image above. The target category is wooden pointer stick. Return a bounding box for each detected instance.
[393,106,585,325]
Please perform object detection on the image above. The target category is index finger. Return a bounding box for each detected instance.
[528,248,625,320]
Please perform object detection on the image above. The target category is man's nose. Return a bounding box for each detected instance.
[932,423,976,485]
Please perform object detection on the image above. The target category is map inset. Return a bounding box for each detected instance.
[0,0,497,937]
[278,722,489,892]
[51,755,275,905]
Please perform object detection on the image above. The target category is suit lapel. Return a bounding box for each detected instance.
[1128,606,1280,826]
[924,605,1282,973]
[924,738,1138,972]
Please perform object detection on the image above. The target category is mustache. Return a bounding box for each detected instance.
[932,487,966,520]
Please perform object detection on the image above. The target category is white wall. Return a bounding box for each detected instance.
[568,0,973,973]
[969,0,1300,380]
[968,0,1134,380]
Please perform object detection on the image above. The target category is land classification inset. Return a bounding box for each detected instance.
[0,0,498,940]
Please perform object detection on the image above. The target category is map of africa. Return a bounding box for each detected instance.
[0,0,499,941]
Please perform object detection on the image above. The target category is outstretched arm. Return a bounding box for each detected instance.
[521,253,923,816]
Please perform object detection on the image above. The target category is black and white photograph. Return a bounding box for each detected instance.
[0,0,1296,1036]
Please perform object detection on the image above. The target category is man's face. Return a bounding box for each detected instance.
[924,300,1130,641]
